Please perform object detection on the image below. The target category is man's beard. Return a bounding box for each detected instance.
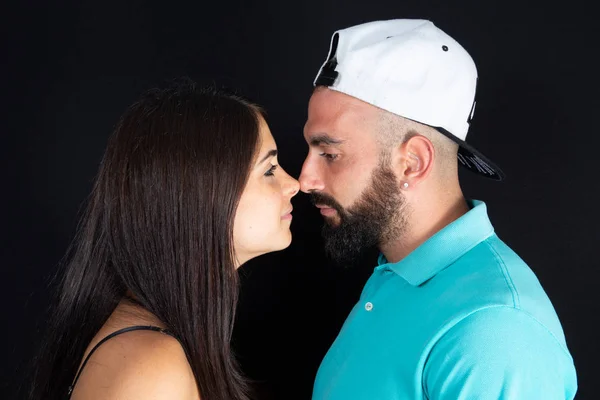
[310,163,408,267]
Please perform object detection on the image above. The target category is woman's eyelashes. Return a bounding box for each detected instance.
[265,164,278,176]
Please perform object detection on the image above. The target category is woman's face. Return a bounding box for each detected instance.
[233,117,300,267]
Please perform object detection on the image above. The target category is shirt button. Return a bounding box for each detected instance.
[365,302,373,311]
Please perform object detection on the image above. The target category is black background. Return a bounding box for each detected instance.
[2,0,598,399]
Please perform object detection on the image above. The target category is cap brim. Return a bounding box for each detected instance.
[435,127,505,181]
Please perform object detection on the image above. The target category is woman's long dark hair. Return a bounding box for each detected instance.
[28,79,261,399]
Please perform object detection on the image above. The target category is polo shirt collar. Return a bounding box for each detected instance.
[377,200,494,286]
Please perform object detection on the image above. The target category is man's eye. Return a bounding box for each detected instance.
[320,153,339,161]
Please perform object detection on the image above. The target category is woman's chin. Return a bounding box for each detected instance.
[281,229,293,249]
[265,230,294,254]
[236,232,293,267]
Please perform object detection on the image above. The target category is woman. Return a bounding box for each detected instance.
[28,79,299,399]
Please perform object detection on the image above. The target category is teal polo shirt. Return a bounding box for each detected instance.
[312,200,577,399]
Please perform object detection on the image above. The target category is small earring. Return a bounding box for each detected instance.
[402,182,409,189]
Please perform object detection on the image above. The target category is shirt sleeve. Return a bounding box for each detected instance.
[423,306,577,400]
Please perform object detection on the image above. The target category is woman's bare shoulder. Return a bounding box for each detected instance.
[71,327,199,399]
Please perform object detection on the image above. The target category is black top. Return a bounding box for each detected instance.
[66,325,174,399]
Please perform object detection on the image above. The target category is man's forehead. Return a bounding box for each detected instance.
[305,89,378,141]
[309,88,358,115]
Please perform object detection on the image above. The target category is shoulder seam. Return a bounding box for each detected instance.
[439,305,574,360]
[483,238,521,308]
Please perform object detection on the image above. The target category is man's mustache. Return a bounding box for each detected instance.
[310,192,345,216]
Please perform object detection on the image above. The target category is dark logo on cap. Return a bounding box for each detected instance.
[315,33,340,87]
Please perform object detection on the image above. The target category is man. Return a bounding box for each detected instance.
[300,19,577,399]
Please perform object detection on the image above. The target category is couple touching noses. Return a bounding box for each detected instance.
[30,19,576,400]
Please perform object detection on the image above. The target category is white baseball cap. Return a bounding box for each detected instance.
[314,19,505,180]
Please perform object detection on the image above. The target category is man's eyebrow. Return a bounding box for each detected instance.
[308,134,344,146]
[257,149,278,164]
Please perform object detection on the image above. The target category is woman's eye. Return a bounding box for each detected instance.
[265,165,277,176]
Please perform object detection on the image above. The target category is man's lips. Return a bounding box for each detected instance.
[316,204,337,216]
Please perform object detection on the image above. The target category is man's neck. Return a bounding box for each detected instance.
[380,194,469,264]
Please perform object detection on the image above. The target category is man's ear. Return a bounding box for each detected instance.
[393,134,435,187]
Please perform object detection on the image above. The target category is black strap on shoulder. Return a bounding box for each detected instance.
[67,325,173,398]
